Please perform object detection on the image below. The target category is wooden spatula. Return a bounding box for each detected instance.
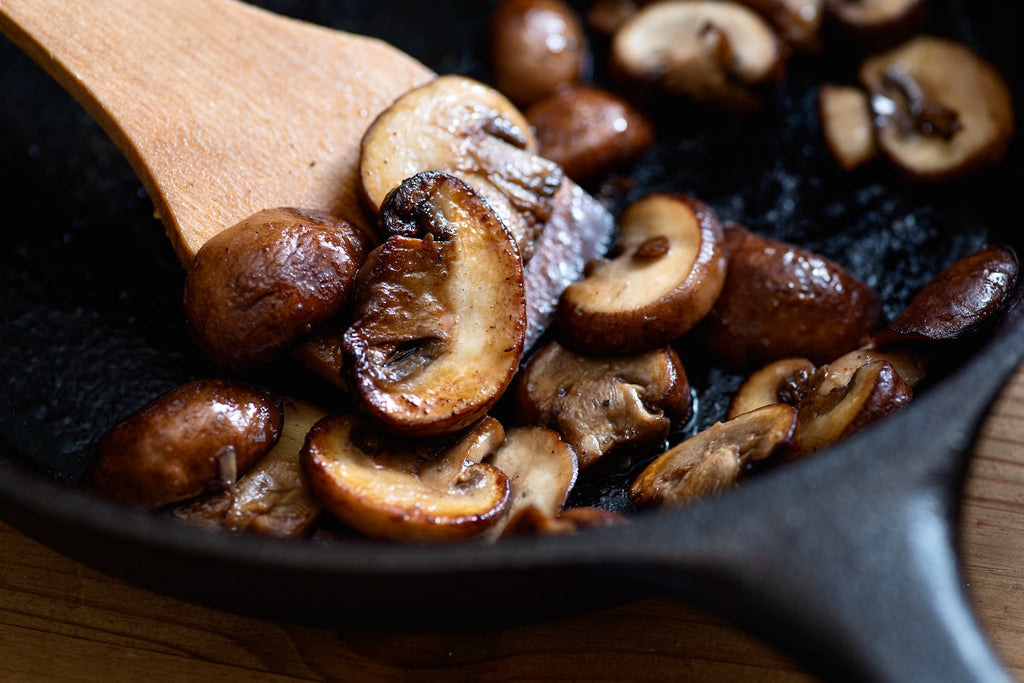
[0,0,434,264]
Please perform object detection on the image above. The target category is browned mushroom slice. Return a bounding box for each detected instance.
[526,85,654,183]
[699,224,880,368]
[629,404,799,508]
[183,208,370,370]
[85,380,283,509]
[611,0,785,112]
[825,0,926,50]
[796,360,912,454]
[819,83,878,171]
[858,36,1015,182]
[489,0,590,107]
[169,397,326,538]
[727,357,816,419]
[737,0,823,52]
[557,194,727,353]
[875,245,1019,346]
[515,341,691,468]
[555,506,629,531]
[360,74,562,257]
[343,172,526,437]
[482,426,578,538]
[820,343,928,391]
[302,414,510,542]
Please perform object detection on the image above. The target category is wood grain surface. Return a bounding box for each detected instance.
[3,366,1024,682]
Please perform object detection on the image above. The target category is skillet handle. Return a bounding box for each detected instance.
[608,347,1022,682]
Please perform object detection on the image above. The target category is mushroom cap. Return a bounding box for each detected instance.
[557,193,727,353]
[629,403,799,508]
[699,224,881,368]
[343,172,527,437]
[515,340,691,468]
[611,0,785,110]
[360,74,563,257]
[859,36,1015,182]
[183,208,370,370]
[876,244,1019,346]
[737,0,823,52]
[302,414,511,542]
[86,380,284,509]
[825,0,927,50]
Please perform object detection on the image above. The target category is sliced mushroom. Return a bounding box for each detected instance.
[796,359,912,454]
[629,403,799,508]
[819,83,878,171]
[737,0,824,52]
[482,426,578,538]
[85,380,283,509]
[183,208,370,370]
[587,0,639,35]
[820,343,928,391]
[490,0,590,107]
[859,36,1015,182]
[302,414,510,542]
[360,74,562,258]
[825,0,926,51]
[555,506,629,531]
[557,194,728,353]
[342,172,526,437]
[525,85,654,183]
[699,224,880,368]
[875,244,1019,346]
[515,341,691,468]
[726,357,816,419]
[168,397,326,538]
[611,0,785,112]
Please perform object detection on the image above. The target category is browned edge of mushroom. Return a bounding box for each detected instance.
[629,403,799,508]
[302,414,511,542]
[727,357,816,420]
[736,0,824,52]
[824,0,927,52]
[515,340,691,469]
[168,396,326,538]
[610,0,787,113]
[342,171,527,437]
[557,193,727,353]
[858,35,1015,182]
[85,379,283,509]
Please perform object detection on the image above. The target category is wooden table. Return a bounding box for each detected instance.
[4,370,1024,682]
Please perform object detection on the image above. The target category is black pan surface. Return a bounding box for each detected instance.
[1,1,1023,680]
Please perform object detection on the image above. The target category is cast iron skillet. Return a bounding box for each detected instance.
[1,1,1022,680]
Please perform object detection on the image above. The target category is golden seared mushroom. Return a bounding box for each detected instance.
[727,357,816,419]
[302,414,511,542]
[819,83,878,171]
[875,245,1019,346]
[343,172,526,437]
[825,0,926,50]
[183,208,370,370]
[482,426,578,538]
[630,404,799,508]
[736,0,824,52]
[819,342,928,391]
[526,85,655,183]
[360,74,562,257]
[85,380,283,509]
[557,194,728,353]
[611,0,786,112]
[169,397,326,538]
[795,360,912,454]
[858,36,1015,182]
[490,0,590,107]
[699,224,880,368]
[515,340,691,468]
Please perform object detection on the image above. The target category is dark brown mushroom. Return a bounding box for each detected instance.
[557,194,728,353]
[698,224,881,368]
[85,380,283,509]
[183,208,370,370]
[515,340,691,468]
[859,36,1015,182]
[343,172,526,437]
